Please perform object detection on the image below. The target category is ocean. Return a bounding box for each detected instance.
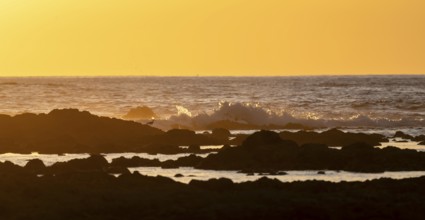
[1,75,425,182]
[1,75,424,133]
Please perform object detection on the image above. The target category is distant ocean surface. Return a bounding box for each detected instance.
[1,76,424,133]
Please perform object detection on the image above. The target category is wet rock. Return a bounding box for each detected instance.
[111,156,161,167]
[24,159,46,174]
[189,178,234,191]
[188,144,201,152]
[394,131,414,140]
[242,130,283,148]
[0,108,163,154]
[211,128,231,140]
[0,161,27,175]
[174,154,203,167]
[198,130,425,172]
[141,144,181,154]
[49,154,109,173]
[280,128,387,146]
[413,135,425,142]
[342,142,375,151]
[174,173,184,178]
[106,166,130,175]
[161,161,179,169]
[153,129,220,146]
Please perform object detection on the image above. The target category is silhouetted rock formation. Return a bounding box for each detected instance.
[205,120,316,131]
[49,154,109,173]
[0,109,163,153]
[210,128,231,141]
[227,129,388,146]
[392,131,425,143]
[413,135,425,142]
[0,167,424,219]
[110,154,203,168]
[394,131,414,139]
[111,156,161,167]
[279,128,387,146]
[152,129,220,146]
[25,159,46,174]
[196,131,425,172]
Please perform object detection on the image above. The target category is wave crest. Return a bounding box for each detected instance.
[135,102,425,130]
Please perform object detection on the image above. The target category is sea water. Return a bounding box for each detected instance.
[0,76,424,131]
[1,76,425,182]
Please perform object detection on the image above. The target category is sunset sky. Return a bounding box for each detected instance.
[0,0,424,76]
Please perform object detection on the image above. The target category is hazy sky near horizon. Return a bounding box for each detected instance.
[1,0,425,76]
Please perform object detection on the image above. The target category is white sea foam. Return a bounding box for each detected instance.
[0,76,424,130]
[149,102,425,130]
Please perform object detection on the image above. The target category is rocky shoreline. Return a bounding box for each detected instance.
[0,167,425,219]
[1,109,425,219]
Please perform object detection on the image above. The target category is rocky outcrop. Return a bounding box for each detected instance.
[279,128,387,146]
[196,131,425,172]
[0,167,424,219]
[0,109,163,154]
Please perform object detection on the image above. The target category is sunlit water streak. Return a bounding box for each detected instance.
[129,167,425,183]
[0,152,212,167]
[1,141,425,183]
[0,140,423,166]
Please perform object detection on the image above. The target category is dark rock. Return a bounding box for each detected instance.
[153,129,220,146]
[49,154,109,173]
[198,130,425,172]
[174,173,184,177]
[111,156,161,167]
[0,167,425,219]
[161,161,179,169]
[0,108,163,154]
[280,128,387,146]
[413,135,425,142]
[141,143,181,154]
[394,131,414,140]
[211,128,231,140]
[189,178,234,190]
[174,154,203,167]
[24,159,46,174]
[188,144,201,152]
[242,130,284,148]
[106,166,130,175]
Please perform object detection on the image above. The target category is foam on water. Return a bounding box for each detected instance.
[156,101,425,130]
[0,76,424,131]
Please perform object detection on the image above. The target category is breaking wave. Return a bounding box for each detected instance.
[135,102,425,130]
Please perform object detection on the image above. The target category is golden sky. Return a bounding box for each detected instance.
[0,0,424,76]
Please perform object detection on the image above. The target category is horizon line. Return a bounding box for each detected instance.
[1,73,425,78]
